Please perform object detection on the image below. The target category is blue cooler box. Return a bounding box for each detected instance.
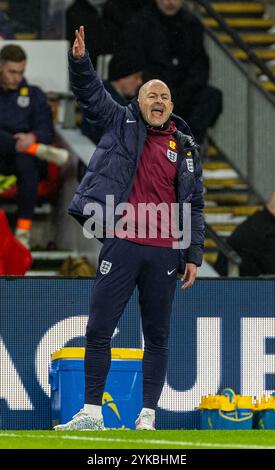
[200,409,253,430]
[49,347,143,429]
[256,411,275,429]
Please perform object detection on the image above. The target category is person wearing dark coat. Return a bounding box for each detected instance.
[214,193,275,276]
[66,0,103,65]
[0,45,68,248]
[54,26,204,432]
[122,0,222,143]
[101,0,152,54]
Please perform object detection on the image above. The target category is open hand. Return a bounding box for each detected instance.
[72,25,85,59]
[180,263,197,289]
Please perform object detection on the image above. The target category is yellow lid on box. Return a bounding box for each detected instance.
[51,347,144,361]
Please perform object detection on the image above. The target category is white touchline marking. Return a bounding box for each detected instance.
[0,433,275,449]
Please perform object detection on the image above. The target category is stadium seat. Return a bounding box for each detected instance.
[0,162,61,202]
[0,209,32,275]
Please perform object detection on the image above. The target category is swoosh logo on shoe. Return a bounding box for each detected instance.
[167,269,176,275]
[126,119,136,123]
[102,392,121,420]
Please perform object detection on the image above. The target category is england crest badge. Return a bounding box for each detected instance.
[17,96,30,108]
[100,260,112,275]
[186,158,194,172]
[167,149,177,163]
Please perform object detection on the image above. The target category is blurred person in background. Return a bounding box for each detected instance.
[103,54,143,105]
[81,52,143,145]
[215,192,275,277]
[122,0,222,144]
[66,0,103,65]
[101,0,152,54]
[0,10,15,39]
[0,45,68,249]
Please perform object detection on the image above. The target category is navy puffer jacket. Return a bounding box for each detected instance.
[68,50,205,271]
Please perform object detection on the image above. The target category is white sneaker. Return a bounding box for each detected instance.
[135,409,156,430]
[35,144,69,167]
[53,409,105,431]
[15,228,31,250]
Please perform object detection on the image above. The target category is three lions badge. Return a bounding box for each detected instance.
[100,260,112,275]
[186,151,194,172]
[167,149,177,163]
[17,87,30,108]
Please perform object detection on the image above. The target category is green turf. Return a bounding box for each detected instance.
[0,430,275,449]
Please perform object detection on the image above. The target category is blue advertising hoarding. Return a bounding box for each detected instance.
[0,278,274,429]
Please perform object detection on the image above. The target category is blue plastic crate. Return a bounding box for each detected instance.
[200,409,253,430]
[255,410,275,430]
[49,348,143,429]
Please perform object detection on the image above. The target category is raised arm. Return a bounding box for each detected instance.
[69,26,123,129]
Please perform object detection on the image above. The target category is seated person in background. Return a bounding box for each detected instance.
[0,10,14,39]
[81,53,143,144]
[103,54,143,105]
[123,0,222,144]
[0,45,68,249]
[214,192,275,277]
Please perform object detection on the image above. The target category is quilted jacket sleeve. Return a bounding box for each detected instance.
[68,49,124,130]
[186,148,205,266]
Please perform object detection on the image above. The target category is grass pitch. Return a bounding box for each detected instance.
[0,430,275,449]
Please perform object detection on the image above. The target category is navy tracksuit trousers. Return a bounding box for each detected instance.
[0,130,46,219]
[85,237,180,410]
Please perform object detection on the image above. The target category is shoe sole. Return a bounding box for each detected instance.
[135,425,156,430]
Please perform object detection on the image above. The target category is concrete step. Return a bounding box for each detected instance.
[15,33,38,40]
[218,33,275,45]
[31,250,77,260]
[209,2,264,15]
[203,168,239,179]
[257,65,275,74]
[204,192,249,204]
[205,214,247,225]
[203,18,275,29]
[204,205,262,216]
[207,145,219,157]
[31,250,78,270]
[203,252,218,264]
[232,48,275,60]
[204,178,247,189]
[203,161,233,170]
[205,238,217,248]
[26,270,59,277]
[210,223,237,236]
[0,202,53,215]
[261,81,275,92]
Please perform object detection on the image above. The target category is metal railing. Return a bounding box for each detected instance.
[205,223,242,277]
[193,0,275,202]
[195,0,275,84]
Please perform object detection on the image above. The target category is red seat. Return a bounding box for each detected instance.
[0,162,60,202]
[0,210,32,275]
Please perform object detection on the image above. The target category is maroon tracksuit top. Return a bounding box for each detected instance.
[118,120,179,247]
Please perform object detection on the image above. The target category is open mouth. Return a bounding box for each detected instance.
[151,108,164,118]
